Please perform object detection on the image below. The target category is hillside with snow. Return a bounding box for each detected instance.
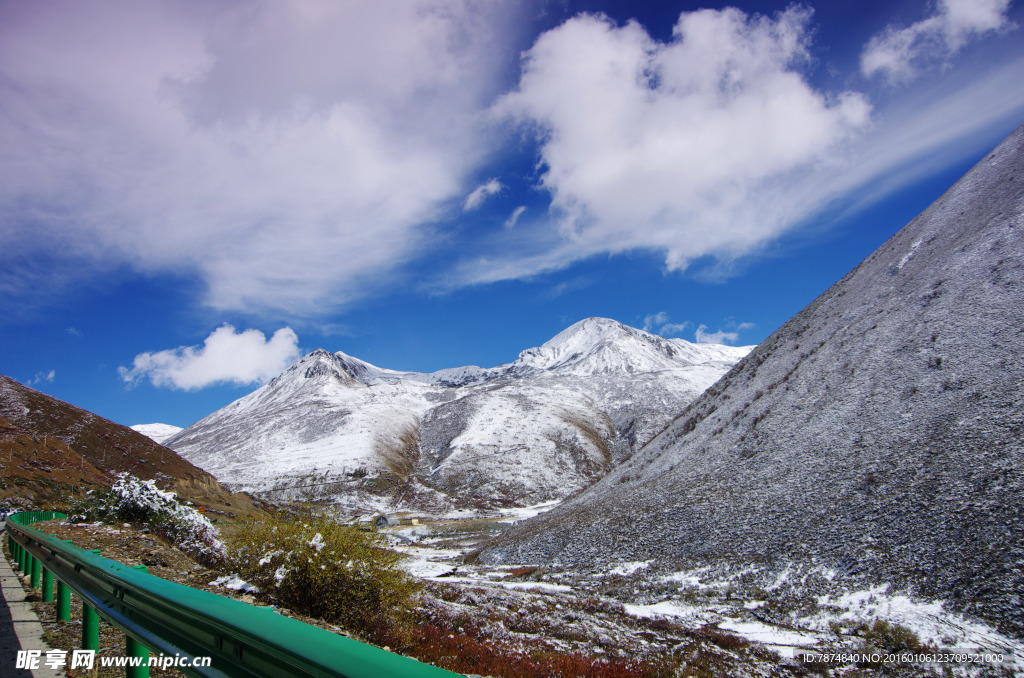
[165,318,750,513]
[480,125,1024,637]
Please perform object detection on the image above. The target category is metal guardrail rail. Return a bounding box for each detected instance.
[5,512,461,678]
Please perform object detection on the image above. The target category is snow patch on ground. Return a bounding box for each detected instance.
[623,600,720,625]
[803,584,1024,669]
[209,574,259,594]
[608,560,653,576]
[718,620,823,657]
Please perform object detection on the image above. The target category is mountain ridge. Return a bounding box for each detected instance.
[166,318,752,512]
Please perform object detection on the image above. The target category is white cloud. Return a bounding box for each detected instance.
[27,370,56,386]
[119,325,301,390]
[642,312,690,337]
[695,324,739,345]
[464,179,504,211]
[792,53,1024,225]
[0,0,526,316]
[642,312,670,332]
[862,0,1013,83]
[487,7,870,280]
[661,323,691,337]
[504,205,527,229]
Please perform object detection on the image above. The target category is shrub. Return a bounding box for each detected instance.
[226,511,419,637]
[855,619,926,672]
[69,473,224,562]
[859,619,923,654]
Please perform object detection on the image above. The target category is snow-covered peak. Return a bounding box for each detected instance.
[508,317,751,377]
[274,348,416,387]
[259,318,750,392]
[280,348,362,385]
[130,423,184,445]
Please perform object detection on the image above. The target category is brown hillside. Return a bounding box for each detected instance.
[0,374,263,521]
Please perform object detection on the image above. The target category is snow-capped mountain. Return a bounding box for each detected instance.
[130,423,183,445]
[165,318,751,512]
[480,126,1024,637]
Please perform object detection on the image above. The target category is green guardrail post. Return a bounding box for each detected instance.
[82,548,101,651]
[56,539,74,622]
[83,603,100,651]
[30,555,41,589]
[125,635,149,678]
[56,578,70,622]
[22,549,32,576]
[42,565,54,602]
[126,564,150,678]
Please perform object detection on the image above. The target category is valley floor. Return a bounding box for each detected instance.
[384,503,1024,677]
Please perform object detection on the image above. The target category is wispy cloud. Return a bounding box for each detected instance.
[695,324,738,345]
[643,312,690,337]
[695,319,754,344]
[862,0,1014,83]
[27,370,56,386]
[0,0,527,317]
[504,205,527,229]
[661,323,691,337]
[3,1,1021,321]
[119,325,301,390]
[642,312,670,332]
[464,179,504,211]
[542,275,593,300]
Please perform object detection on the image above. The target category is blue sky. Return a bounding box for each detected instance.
[2,0,1023,429]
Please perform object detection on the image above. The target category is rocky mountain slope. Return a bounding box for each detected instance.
[478,126,1024,637]
[0,374,258,520]
[166,318,751,512]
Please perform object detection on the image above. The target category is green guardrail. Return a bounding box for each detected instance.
[5,512,461,678]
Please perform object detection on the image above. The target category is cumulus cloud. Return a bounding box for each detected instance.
[486,6,870,281]
[0,0,525,316]
[862,0,1013,83]
[464,179,504,211]
[119,325,301,390]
